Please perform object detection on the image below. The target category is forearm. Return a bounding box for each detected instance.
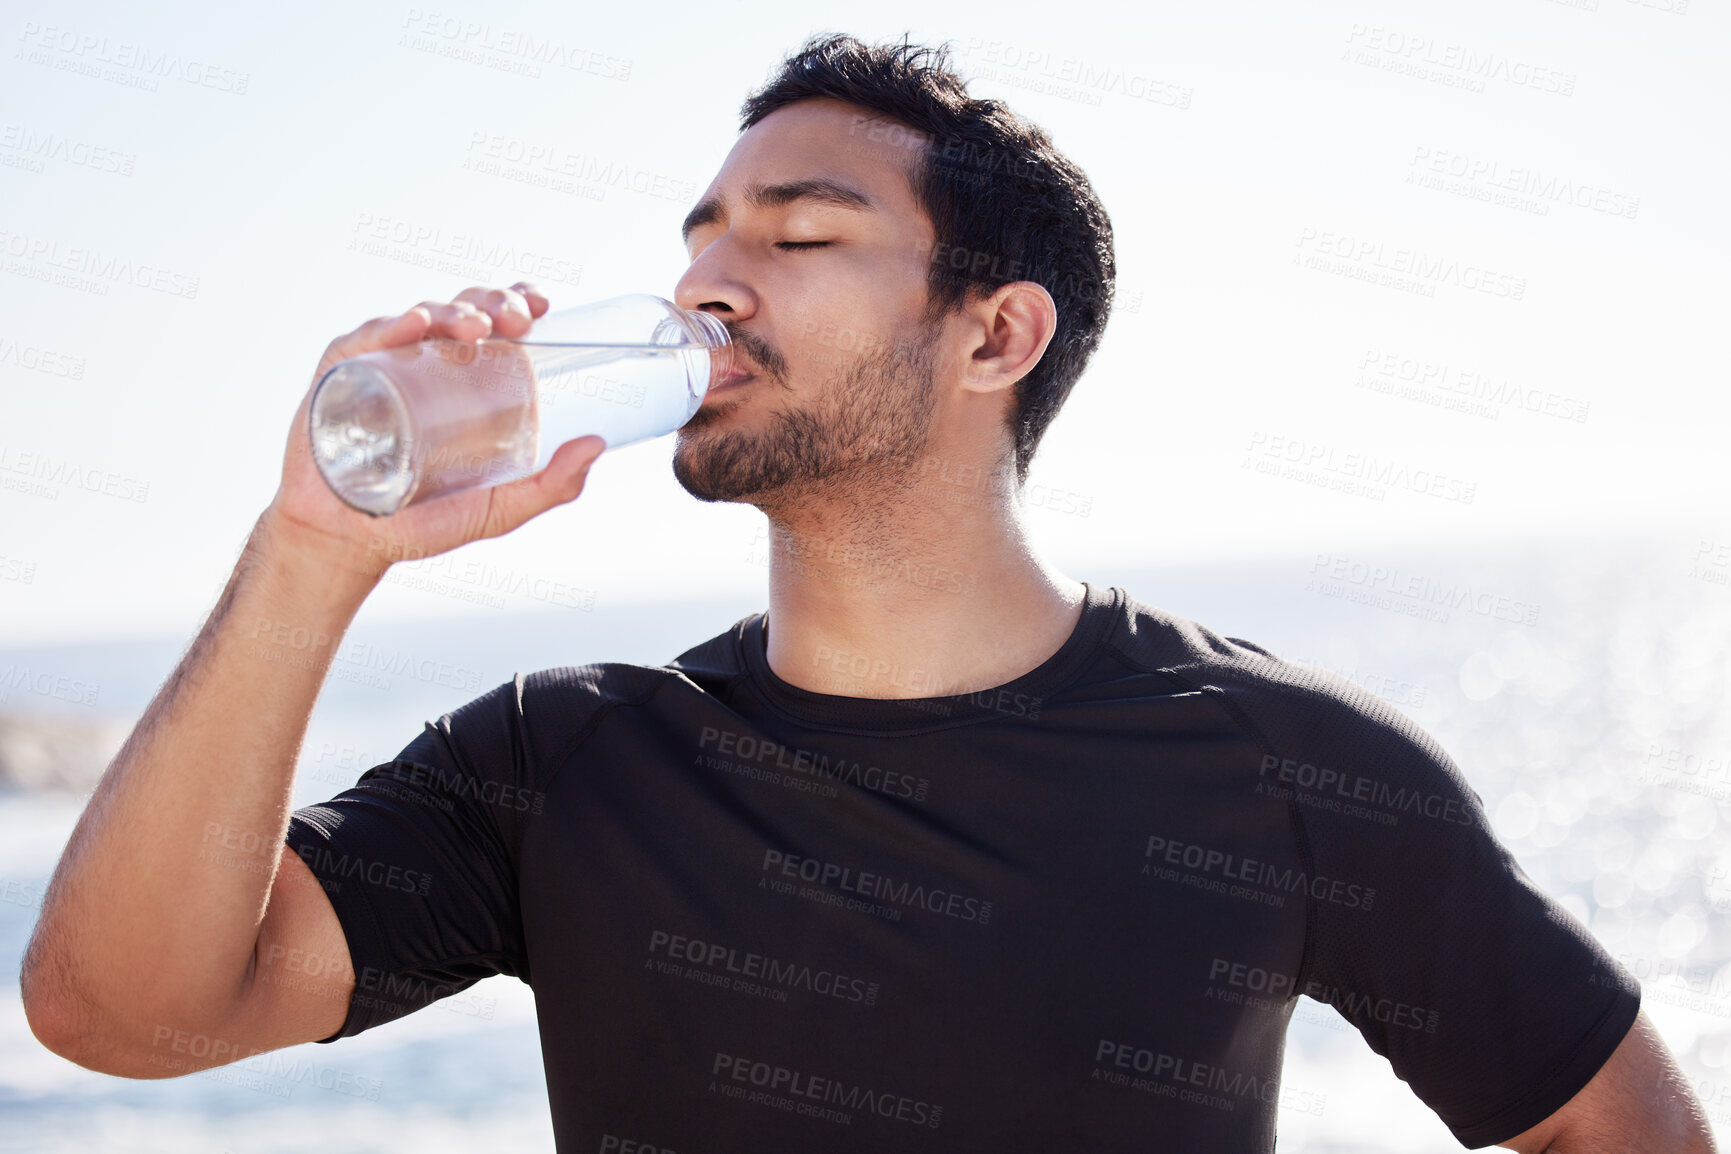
[21,511,378,1059]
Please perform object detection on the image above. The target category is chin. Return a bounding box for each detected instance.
[670,433,746,504]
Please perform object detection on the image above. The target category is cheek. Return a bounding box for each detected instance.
[790,318,897,377]
[776,251,929,374]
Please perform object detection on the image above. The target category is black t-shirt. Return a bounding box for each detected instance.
[286,583,1640,1152]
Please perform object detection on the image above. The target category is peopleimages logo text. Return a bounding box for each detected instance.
[701,726,931,801]
[712,1052,943,1128]
[1144,835,1375,910]
[760,849,993,924]
[1258,755,1474,826]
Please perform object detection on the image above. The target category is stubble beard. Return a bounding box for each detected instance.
[671,325,941,514]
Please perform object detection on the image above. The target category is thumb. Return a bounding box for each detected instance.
[482,435,607,535]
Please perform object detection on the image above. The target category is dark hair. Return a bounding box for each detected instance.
[740,33,1115,485]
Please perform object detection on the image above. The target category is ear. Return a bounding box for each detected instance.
[961,281,1057,396]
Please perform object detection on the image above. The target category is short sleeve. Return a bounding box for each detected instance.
[285,677,542,1041]
[1231,675,1641,1148]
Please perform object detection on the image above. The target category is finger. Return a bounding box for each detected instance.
[453,286,534,338]
[509,281,550,319]
[321,308,431,366]
[480,435,606,538]
[416,299,492,342]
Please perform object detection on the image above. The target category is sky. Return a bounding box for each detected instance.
[1,0,1727,647]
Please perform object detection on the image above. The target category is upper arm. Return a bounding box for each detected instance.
[27,836,357,1079]
[274,679,551,1038]
[1220,668,1643,1141]
[1498,1010,1717,1153]
[225,847,355,1056]
[233,672,596,1051]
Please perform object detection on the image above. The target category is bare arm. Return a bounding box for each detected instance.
[1499,1010,1717,1154]
[19,283,605,1076]
[18,518,381,1076]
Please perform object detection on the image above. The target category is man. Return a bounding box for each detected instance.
[20,33,1715,1153]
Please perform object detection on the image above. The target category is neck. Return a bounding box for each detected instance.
[755,458,1086,700]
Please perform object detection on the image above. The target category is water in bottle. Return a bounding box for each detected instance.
[308,294,730,516]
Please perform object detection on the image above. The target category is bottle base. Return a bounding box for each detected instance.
[308,360,418,516]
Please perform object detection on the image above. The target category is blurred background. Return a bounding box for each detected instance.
[1,0,1727,1149]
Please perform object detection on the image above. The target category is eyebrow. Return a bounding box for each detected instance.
[681,178,878,243]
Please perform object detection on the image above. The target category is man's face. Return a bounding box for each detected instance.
[671,98,948,507]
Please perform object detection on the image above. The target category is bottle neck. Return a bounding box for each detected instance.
[682,309,730,350]
[681,309,732,392]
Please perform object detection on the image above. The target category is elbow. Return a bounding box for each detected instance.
[19,939,182,1079]
[22,988,184,1079]
[20,947,91,1068]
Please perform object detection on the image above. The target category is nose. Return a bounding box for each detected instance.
[674,234,759,322]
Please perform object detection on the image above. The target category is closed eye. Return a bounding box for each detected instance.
[775,241,831,251]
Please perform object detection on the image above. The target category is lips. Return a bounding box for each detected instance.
[710,366,755,391]
[705,344,759,397]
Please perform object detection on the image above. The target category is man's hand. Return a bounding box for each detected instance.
[269,281,607,580]
[1499,1010,1717,1153]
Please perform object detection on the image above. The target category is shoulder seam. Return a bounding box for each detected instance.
[1141,660,1322,996]
[531,668,683,805]
[1100,619,1321,991]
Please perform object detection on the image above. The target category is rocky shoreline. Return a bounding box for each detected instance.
[0,711,129,793]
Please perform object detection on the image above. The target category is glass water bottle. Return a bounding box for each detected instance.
[307,294,730,516]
